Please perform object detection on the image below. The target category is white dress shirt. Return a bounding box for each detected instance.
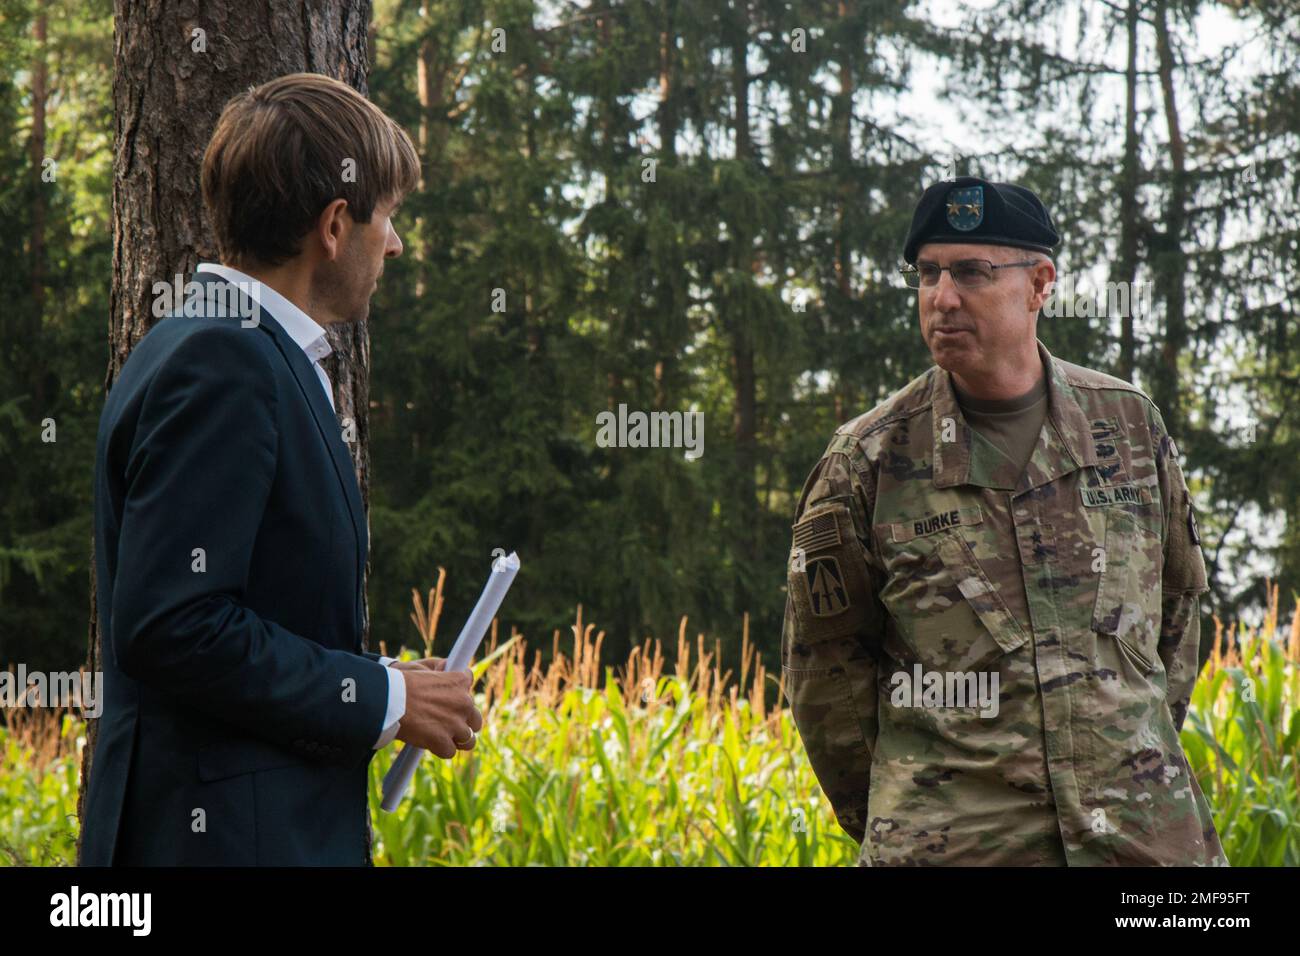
[195,262,406,749]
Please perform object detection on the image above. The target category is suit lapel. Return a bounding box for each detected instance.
[190,274,364,570]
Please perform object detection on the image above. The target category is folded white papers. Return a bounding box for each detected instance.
[380,551,520,812]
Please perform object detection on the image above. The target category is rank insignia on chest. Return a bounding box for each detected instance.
[805,556,850,616]
[1089,416,1122,462]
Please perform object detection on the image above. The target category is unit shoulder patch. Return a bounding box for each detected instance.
[804,556,850,617]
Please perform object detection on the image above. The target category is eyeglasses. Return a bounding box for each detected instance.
[899,258,1041,290]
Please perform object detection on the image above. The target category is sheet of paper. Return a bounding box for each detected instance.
[379,551,520,812]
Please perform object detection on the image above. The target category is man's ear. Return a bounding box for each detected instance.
[315,198,351,261]
[1029,258,1056,310]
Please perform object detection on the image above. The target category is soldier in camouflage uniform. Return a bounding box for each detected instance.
[781,176,1226,865]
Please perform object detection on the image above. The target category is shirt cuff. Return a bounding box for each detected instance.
[372,658,407,749]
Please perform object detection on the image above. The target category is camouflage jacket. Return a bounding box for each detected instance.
[781,340,1226,866]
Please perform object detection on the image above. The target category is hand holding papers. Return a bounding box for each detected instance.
[380,551,520,812]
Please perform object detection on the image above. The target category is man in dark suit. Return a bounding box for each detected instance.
[81,73,481,866]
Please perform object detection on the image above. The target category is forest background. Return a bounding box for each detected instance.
[1,0,1297,683]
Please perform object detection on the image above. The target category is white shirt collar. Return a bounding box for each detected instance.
[194,262,332,364]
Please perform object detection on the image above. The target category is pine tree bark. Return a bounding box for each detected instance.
[79,0,378,865]
[728,0,758,619]
[29,2,48,414]
[1151,0,1187,439]
[1114,0,1141,383]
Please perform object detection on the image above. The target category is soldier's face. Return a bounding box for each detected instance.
[915,242,1054,380]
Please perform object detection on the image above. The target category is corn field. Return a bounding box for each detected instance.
[3,577,1299,866]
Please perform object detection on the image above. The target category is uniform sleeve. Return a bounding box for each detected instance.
[1153,417,1210,734]
[781,440,886,845]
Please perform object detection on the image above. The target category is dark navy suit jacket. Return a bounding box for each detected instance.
[82,274,390,866]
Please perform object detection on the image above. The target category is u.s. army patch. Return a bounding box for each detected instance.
[805,557,850,617]
[1080,483,1153,507]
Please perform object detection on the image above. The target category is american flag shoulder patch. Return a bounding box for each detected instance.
[793,509,843,555]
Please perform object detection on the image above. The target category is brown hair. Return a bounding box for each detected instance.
[201,72,420,269]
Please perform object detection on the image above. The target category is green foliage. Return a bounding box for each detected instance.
[3,604,1298,866]
[363,0,930,666]
[0,0,113,669]
[367,640,858,865]
[1184,594,1300,866]
[2,0,1298,696]
[0,713,81,866]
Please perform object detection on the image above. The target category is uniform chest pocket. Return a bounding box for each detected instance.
[1091,507,1163,674]
[876,529,1028,673]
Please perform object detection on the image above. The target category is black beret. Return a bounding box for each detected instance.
[903,176,1059,264]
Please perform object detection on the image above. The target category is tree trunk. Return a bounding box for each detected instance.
[831,0,856,427]
[79,0,378,865]
[655,0,682,410]
[1114,0,1140,382]
[414,10,444,301]
[832,0,853,305]
[729,1,757,618]
[29,2,48,413]
[1151,0,1187,439]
